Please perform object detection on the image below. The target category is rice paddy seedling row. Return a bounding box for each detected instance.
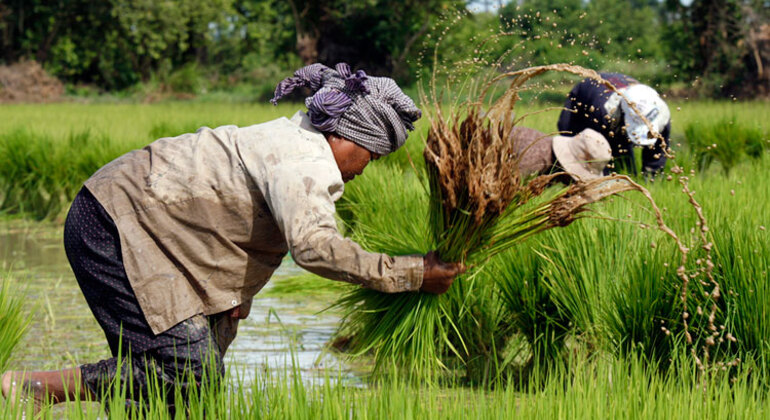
[3,349,769,419]
[684,116,766,174]
[0,100,767,219]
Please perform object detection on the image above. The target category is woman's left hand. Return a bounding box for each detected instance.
[420,251,466,295]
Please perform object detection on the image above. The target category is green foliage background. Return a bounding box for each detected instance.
[0,0,768,98]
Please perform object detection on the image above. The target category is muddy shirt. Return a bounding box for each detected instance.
[84,111,424,335]
[557,72,670,175]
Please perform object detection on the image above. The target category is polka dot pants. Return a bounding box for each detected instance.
[63,187,230,406]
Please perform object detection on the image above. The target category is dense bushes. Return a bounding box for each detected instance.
[3,1,767,98]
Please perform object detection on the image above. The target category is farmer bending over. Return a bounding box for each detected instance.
[0,63,464,412]
[557,73,671,176]
[512,126,613,182]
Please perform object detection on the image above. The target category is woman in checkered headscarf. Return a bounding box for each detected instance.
[271,62,422,157]
[1,63,462,414]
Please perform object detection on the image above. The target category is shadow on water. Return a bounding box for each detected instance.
[0,221,361,385]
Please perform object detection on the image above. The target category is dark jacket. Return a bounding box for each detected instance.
[557,72,670,175]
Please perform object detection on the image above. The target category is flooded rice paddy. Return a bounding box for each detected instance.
[0,220,362,384]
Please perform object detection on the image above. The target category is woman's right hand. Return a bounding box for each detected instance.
[420,251,465,295]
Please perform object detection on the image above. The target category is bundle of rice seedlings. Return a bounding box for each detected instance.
[334,65,653,380]
[534,218,681,365]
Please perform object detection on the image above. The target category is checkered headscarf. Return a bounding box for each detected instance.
[271,63,421,156]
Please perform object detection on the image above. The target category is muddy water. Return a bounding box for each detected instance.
[0,221,360,384]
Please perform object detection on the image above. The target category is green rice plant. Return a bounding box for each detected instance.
[513,349,770,419]
[489,197,682,373]
[646,159,769,371]
[535,217,682,364]
[536,156,770,372]
[487,150,770,373]
[0,129,130,219]
[333,164,447,378]
[0,276,28,373]
[706,223,770,371]
[684,117,767,174]
[10,345,770,419]
[489,245,572,371]
[601,242,682,363]
[440,271,509,385]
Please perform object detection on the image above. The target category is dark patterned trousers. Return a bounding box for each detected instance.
[63,187,238,406]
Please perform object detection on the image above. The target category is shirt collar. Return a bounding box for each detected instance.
[290,111,322,135]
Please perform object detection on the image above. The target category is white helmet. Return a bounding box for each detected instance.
[619,84,670,147]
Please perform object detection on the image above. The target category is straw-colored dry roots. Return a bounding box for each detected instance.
[424,109,520,225]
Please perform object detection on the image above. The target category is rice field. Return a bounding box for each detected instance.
[0,99,768,418]
[0,99,766,220]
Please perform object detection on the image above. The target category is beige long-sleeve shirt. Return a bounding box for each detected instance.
[85,111,423,334]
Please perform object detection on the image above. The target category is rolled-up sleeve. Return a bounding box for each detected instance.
[242,127,423,293]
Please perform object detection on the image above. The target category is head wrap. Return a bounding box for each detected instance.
[271,63,421,156]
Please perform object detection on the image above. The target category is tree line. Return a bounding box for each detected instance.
[0,0,767,98]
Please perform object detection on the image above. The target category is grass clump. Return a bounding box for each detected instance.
[0,275,28,373]
[684,116,767,174]
[0,129,130,220]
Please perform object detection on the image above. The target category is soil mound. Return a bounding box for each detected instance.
[0,60,63,103]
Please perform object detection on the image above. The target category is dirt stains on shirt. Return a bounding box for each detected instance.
[84,111,423,334]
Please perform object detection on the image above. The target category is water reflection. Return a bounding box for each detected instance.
[0,222,70,273]
[226,297,360,385]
